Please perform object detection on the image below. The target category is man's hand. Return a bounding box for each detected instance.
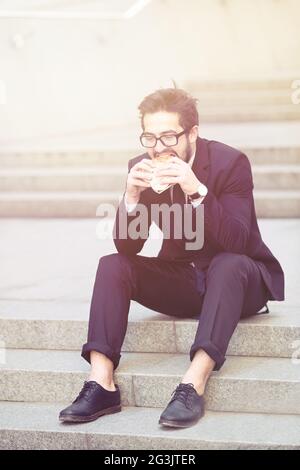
[155,156,201,196]
[125,158,155,204]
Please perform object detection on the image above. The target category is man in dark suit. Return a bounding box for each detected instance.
[59,88,284,428]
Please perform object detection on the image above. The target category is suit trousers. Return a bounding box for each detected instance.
[81,252,270,371]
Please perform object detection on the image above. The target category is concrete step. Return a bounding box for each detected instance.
[1,402,299,450]
[0,167,126,192]
[186,79,299,108]
[1,147,300,168]
[0,301,299,359]
[254,190,300,217]
[187,89,294,106]
[1,121,299,161]
[246,147,300,165]
[0,165,299,192]
[0,191,121,218]
[1,349,299,414]
[252,165,300,189]
[0,190,299,217]
[181,106,300,123]
[185,78,297,92]
[0,150,136,168]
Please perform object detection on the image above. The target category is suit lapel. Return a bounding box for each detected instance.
[191,137,210,187]
[169,136,210,203]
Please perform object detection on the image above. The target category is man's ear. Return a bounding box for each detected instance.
[188,125,199,144]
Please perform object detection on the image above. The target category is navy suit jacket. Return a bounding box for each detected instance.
[113,136,285,301]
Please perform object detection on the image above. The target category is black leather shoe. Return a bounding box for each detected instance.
[59,381,121,423]
[159,383,205,428]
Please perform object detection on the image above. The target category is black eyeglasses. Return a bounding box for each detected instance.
[140,129,188,148]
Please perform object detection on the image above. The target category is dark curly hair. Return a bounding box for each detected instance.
[138,88,199,131]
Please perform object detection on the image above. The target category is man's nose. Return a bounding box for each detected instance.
[154,139,166,153]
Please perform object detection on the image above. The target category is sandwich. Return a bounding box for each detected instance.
[150,150,176,194]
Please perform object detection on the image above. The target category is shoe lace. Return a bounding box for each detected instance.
[170,383,195,409]
[73,381,98,404]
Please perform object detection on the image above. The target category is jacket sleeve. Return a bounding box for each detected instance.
[112,160,152,255]
[199,153,254,253]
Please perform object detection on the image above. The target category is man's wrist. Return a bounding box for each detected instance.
[124,192,140,213]
[186,181,208,199]
[185,182,200,197]
[125,191,140,205]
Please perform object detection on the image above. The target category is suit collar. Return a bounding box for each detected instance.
[191,136,210,186]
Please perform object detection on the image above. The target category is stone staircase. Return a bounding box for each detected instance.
[184,78,300,122]
[1,78,300,218]
[0,216,299,450]
[0,298,300,450]
[0,125,300,218]
[0,85,300,447]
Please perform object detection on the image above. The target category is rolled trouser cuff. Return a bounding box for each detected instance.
[81,341,121,371]
[190,340,226,371]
